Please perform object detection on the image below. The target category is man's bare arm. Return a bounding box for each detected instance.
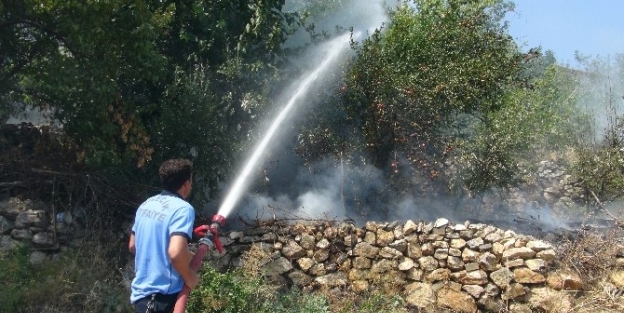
[128,233,136,255]
[168,235,199,289]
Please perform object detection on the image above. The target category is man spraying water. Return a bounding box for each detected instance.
[128,159,201,313]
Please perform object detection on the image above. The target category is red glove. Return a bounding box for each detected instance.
[193,225,209,237]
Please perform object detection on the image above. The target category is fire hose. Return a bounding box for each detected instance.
[173,214,226,313]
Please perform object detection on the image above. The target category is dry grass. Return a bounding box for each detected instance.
[552,227,624,313]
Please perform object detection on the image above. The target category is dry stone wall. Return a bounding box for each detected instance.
[204,219,624,313]
[2,196,624,312]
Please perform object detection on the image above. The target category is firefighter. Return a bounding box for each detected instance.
[128,159,200,313]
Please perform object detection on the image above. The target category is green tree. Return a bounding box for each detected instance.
[309,0,523,191]
[453,64,589,191]
[1,0,304,198]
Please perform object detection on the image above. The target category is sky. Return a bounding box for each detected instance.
[506,0,624,68]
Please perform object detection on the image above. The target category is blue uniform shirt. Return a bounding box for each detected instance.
[130,190,195,303]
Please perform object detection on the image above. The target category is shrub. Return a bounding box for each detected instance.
[0,244,131,313]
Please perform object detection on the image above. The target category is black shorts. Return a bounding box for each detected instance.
[133,292,179,313]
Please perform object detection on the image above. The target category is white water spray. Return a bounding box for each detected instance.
[217,33,357,218]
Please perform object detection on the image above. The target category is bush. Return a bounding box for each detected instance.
[186,268,261,313]
[0,245,131,313]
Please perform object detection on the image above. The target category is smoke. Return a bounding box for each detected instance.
[203,1,622,234]
[575,55,624,144]
[283,0,391,40]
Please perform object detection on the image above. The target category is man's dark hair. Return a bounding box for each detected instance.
[159,159,193,192]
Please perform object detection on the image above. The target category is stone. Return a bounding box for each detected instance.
[500,237,516,249]
[365,221,378,231]
[483,283,501,297]
[353,242,380,258]
[288,270,312,287]
[490,267,513,289]
[418,256,438,271]
[447,256,464,271]
[478,296,505,312]
[484,231,503,243]
[15,210,49,229]
[466,237,484,249]
[459,229,474,239]
[478,243,492,252]
[536,249,556,262]
[315,272,348,287]
[433,248,448,260]
[525,259,546,272]
[372,270,406,284]
[501,283,527,300]
[29,251,47,265]
[452,270,489,285]
[464,262,479,272]
[406,268,424,281]
[462,284,484,298]
[448,247,462,257]
[451,223,467,231]
[462,248,479,262]
[309,263,326,276]
[0,216,14,234]
[546,271,583,291]
[513,267,546,284]
[323,227,337,240]
[434,218,449,228]
[364,231,376,244]
[371,259,397,273]
[425,268,451,282]
[299,233,316,250]
[450,238,466,249]
[405,282,435,309]
[238,234,261,244]
[0,198,46,219]
[403,220,418,235]
[526,240,552,251]
[312,249,330,262]
[476,225,497,239]
[393,227,404,240]
[260,232,277,241]
[407,243,422,258]
[377,229,395,247]
[527,287,572,312]
[398,257,415,271]
[421,243,434,256]
[316,238,330,249]
[296,257,314,272]
[353,256,372,269]
[492,242,505,257]
[421,222,433,234]
[503,247,536,260]
[31,232,55,248]
[504,258,524,268]
[263,257,293,275]
[10,228,32,240]
[379,246,403,259]
[388,239,407,252]
[282,240,306,259]
[478,252,498,271]
[436,287,477,313]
